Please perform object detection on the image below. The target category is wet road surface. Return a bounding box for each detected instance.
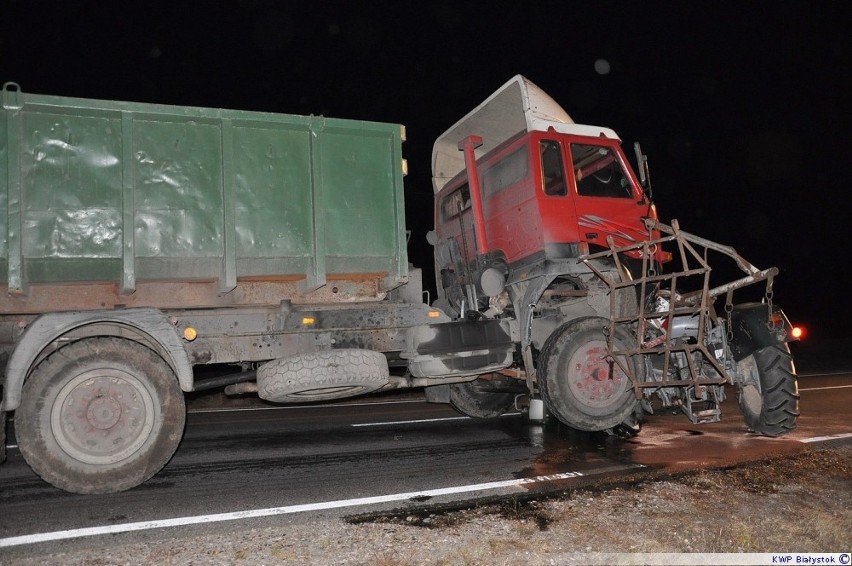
[0,370,849,555]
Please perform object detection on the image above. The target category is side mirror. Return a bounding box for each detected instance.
[633,142,653,203]
[633,142,648,187]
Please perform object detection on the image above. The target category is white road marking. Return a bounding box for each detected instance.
[801,432,852,443]
[799,370,852,377]
[0,465,639,548]
[799,384,852,391]
[352,412,522,427]
[352,416,469,426]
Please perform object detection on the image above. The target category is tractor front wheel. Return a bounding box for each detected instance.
[539,317,640,431]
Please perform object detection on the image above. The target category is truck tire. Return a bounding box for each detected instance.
[583,268,638,321]
[449,377,518,418]
[257,349,389,403]
[737,344,799,436]
[538,316,639,431]
[15,337,185,494]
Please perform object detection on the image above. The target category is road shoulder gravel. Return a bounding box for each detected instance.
[5,443,849,565]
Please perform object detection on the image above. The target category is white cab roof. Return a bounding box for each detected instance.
[431,75,620,194]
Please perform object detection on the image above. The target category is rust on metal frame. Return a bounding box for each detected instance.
[0,277,386,315]
[581,219,779,399]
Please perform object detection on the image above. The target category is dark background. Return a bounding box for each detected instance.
[2,1,849,356]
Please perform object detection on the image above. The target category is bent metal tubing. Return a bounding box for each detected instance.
[579,219,780,402]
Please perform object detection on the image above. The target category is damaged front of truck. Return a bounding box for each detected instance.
[424,75,800,435]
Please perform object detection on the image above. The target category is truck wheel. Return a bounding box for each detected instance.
[449,377,517,418]
[737,344,799,436]
[257,349,389,403]
[15,337,185,494]
[538,317,639,431]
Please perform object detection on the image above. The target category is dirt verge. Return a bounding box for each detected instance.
[7,444,850,565]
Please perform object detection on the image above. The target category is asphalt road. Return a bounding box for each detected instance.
[1,370,850,557]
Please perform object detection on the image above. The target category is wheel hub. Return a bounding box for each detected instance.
[86,395,123,430]
[568,342,628,408]
[51,369,156,465]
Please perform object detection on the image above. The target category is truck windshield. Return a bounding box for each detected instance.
[571,144,633,198]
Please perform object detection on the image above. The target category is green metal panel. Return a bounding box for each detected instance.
[0,98,10,286]
[322,128,399,257]
[304,116,328,293]
[3,87,23,293]
[120,111,136,294]
[0,99,12,291]
[233,123,313,258]
[133,118,224,258]
[220,118,237,293]
[21,111,123,262]
[0,84,408,303]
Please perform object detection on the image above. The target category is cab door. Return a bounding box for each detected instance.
[565,139,650,250]
[536,138,583,255]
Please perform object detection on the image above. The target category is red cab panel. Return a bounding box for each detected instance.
[434,131,657,271]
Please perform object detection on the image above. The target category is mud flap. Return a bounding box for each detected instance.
[729,302,795,361]
[406,318,514,378]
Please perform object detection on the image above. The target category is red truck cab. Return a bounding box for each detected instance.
[431,76,660,308]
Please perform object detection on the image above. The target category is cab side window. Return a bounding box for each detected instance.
[571,144,633,198]
[441,184,471,221]
[482,146,529,197]
[540,140,566,196]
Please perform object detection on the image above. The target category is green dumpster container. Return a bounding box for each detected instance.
[0,83,408,311]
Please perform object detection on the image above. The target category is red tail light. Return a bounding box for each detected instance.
[791,325,805,340]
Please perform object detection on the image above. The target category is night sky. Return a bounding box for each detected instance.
[2,2,850,351]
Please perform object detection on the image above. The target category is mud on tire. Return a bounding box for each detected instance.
[16,337,185,494]
[737,344,799,436]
